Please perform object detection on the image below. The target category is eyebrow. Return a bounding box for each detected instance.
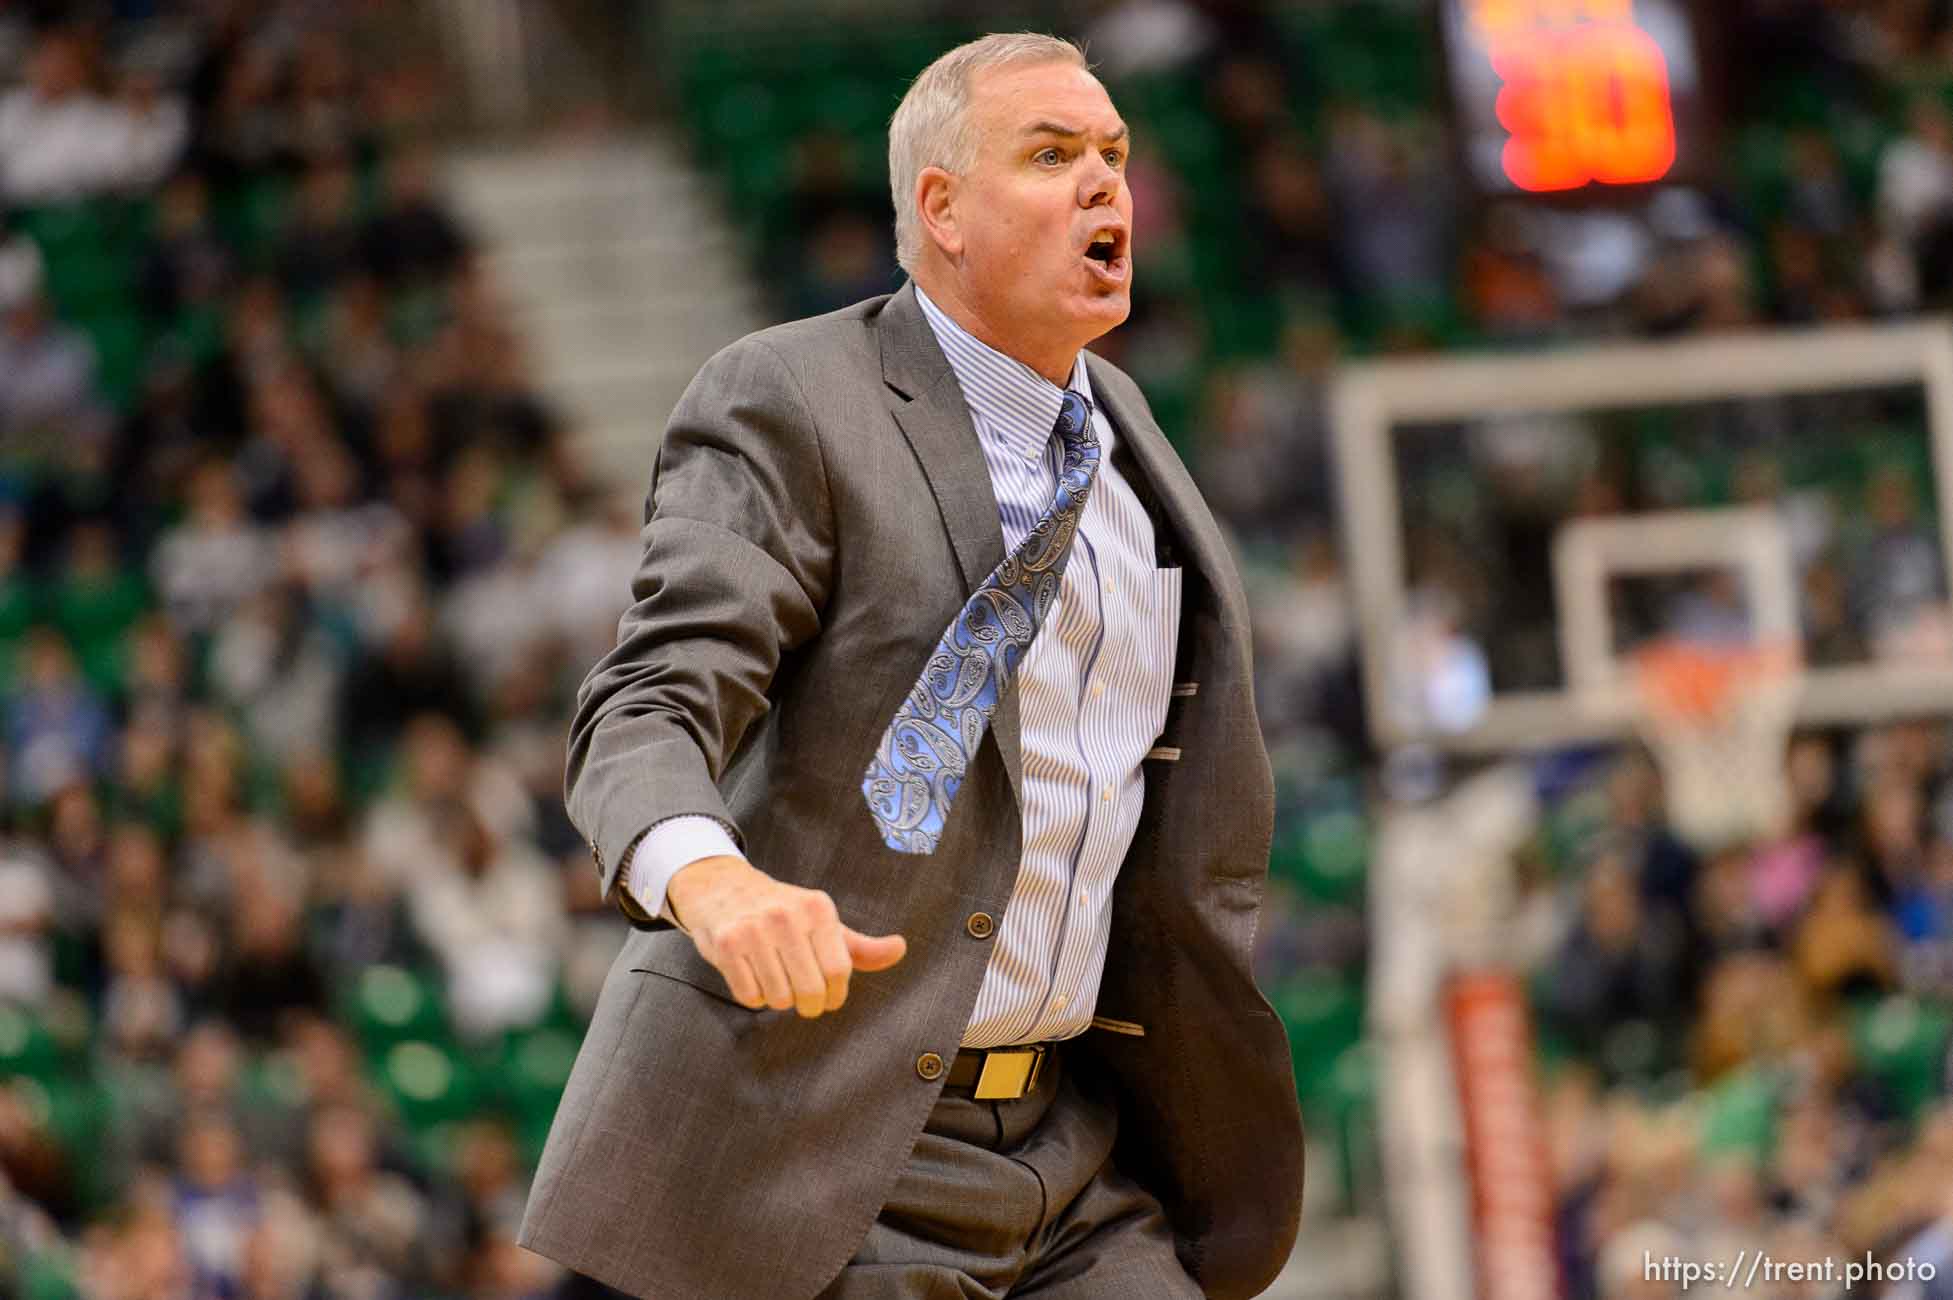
[1022,120,1131,145]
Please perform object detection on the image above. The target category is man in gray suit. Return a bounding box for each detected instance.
[519,32,1305,1300]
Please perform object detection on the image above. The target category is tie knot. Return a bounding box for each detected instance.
[1055,389,1090,443]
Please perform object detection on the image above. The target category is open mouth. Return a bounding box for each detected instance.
[1082,229,1129,282]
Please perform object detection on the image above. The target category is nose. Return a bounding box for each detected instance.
[1080,152,1121,208]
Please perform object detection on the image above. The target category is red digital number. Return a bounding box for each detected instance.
[1491,23,1678,192]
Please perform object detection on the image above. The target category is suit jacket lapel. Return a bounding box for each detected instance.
[1085,352,1236,625]
[877,283,1025,810]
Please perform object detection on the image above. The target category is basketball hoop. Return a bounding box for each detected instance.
[1629,640,1802,851]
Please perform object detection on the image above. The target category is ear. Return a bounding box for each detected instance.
[916,166,963,260]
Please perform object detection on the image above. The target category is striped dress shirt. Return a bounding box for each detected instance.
[626,283,1179,1047]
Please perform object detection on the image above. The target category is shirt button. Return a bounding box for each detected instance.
[915,1052,946,1081]
[1103,579,1114,594]
[1091,681,1105,698]
[1051,994,1068,1011]
[1077,889,1089,907]
[1102,785,1113,802]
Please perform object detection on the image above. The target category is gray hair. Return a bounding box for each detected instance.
[887,33,1090,275]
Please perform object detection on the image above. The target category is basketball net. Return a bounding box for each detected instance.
[1629,640,1801,851]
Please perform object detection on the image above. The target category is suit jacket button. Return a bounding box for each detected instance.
[965,912,994,940]
[915,1052,945,1081]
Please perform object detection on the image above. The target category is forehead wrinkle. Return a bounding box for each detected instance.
[1019,119,1130,143]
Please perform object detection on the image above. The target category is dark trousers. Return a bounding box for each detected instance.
[814,1039,1203,1299]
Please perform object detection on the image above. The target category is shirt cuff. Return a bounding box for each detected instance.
[624,815,744,934]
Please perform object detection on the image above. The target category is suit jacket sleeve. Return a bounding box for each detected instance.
[564,336,836,920]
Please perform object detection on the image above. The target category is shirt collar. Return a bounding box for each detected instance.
[913,282,1094,465]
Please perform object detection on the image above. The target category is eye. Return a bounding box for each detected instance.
[1103,148,1125,167]
[1035,147,1064,166]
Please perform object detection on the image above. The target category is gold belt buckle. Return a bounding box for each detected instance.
[973,1046,1043,1100]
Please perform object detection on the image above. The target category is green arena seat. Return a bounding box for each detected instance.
[13,203,110,262]
[707,81,780,147]
[212,175,292,263]
[380,1038,481,1133]
[0,576,43,688]
[1852,994,1952,1123]
[1318,1041,1380,1209]
[502,1026,580,1163]
[345,964,450,1055]
[0,1006,61,1082]
[1273,971,1365,1111]
[1299,807,1369,906]
[1698,1065,1782,1163]
[48,571,148,668]
[812,76,893,138]
[74,313,149,411]
[20,1253,80,1300]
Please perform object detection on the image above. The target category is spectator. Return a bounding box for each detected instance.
[0,291,101,447]
[171,1109,262,1296]
[1244,135,1339,300]
[1540,851,1693,1062]
[0,208,43,313]
[77,1186,194,1300]
[0,28,185,202]
[406,799,567,1040]
[1854,466,1948,656]
[286,29,364,164]
[149,459,275,641]
[1881,95,1953,251]
[275,155,365,305]
[1081,0,1214,79]
[310,273,401,420]
[1793,867,1902,1000]
[1324,105,1452,310]
[100,912,183,1065]
[0,834,53,1005]
[336,594,477,778]
[214,880,327,1044]
[306,1104,431,1290]
[209,581,345,766]
[359,712,507,891]
[360,142,467,290]
[139,171,233,324]
[107,60,190,194]
[5,627,112,806]
[533,489,639,674]
[201,44,292,183]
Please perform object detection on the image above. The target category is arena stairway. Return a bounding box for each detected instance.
[443,132,766,485]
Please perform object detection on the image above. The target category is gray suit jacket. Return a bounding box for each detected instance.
[519,282,1305,1299]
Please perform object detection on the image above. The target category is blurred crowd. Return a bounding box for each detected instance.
[0,3,644,1297]
[1514,729,1953,1299]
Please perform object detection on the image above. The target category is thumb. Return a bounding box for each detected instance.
[844,928,908,971]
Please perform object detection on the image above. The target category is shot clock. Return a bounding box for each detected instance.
[1441,0,1710,197]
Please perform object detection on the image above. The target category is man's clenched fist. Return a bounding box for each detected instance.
[665,855,907,1017]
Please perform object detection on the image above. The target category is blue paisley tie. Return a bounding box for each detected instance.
[861,389,1100,854]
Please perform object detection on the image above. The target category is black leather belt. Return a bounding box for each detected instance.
[944,1042,1052,1100]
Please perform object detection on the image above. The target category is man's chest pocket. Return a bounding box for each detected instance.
[1136,565,1183,749]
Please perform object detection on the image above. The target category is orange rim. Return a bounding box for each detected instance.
[1631,640,1797,723]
